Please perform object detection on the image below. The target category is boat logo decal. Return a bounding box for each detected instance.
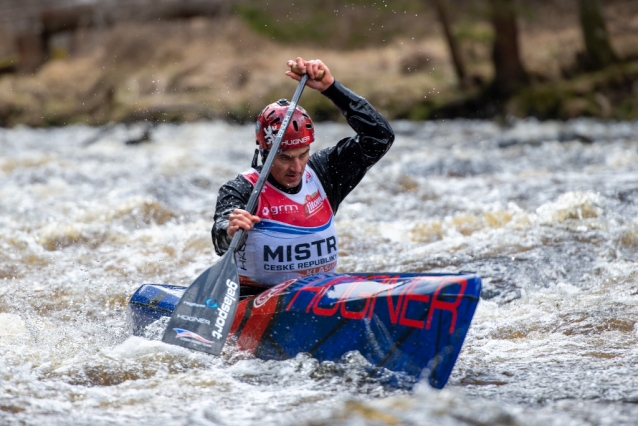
[173,328,214,346]
[285,277,468,333]
[253,278,296,309]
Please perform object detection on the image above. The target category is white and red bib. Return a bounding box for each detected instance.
[235,166,338,286]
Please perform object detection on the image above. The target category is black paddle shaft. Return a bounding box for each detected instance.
[161,74,310,355]
[228,73,310,253]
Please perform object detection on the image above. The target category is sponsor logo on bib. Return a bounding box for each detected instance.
[267,204,299,216]
[304,192,323,217]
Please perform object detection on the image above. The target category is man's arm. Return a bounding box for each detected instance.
[211,175,254,256]
[309,80,395,214]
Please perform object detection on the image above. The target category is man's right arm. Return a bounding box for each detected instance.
[211,175,253,256]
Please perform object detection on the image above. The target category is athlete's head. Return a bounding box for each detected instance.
[255,99,314,152]
[255,99,314,188]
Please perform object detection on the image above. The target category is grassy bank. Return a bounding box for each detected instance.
[0,2,636,127]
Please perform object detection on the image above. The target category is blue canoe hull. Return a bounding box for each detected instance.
[128,272,481,388]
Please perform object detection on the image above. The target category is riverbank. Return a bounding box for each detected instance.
[0,4,637,127]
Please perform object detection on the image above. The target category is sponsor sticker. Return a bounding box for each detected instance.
[210,279,239,340]
[304,191,324,217]
[173,328,214,346]
[269,204,299,216]
[176,314,211,325]
[264,125,277,146]
[253,278,296,309]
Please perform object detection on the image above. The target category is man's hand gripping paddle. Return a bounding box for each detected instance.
[161,69,317,355]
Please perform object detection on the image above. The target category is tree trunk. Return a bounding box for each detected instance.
[489,0,527,97]
[16,32,46,74]
[429,0,467,88]
[578,0,616,70]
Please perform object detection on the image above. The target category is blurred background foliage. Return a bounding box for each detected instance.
[0,0,636,127]
[235,0,431,49]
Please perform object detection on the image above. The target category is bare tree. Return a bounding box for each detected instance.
[489,0,527,97]
[578,0,617,70]
[429,0,467,88]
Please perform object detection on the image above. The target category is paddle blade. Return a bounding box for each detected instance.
[161,252,240,355]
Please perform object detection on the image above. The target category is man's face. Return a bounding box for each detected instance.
[270,146,310,188]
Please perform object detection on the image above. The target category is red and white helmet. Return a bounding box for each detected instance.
[255,99,314,151]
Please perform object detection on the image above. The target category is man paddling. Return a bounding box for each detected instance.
[211,57,394,293]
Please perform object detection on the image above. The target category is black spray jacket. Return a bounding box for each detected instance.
[212,80,395,256]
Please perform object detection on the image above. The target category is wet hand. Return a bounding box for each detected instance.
[285,57,335,92]
[227,209,260,237]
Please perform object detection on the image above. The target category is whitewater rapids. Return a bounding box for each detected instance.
[1,118,638,425]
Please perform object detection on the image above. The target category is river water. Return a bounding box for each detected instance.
[1,118,638,425]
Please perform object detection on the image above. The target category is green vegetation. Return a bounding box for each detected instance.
[509,62,638,120]
[234,0,431,49]
[0,0,637,127]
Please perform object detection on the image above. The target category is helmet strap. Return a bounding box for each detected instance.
[251,148,259,168]
[260,148,270,165]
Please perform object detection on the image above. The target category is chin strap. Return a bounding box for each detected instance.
[251,149,259,168]
[251,148,273,168]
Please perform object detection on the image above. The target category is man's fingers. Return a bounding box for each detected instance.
[295,57,306,74]
[308,60,321,79]
[286,57,334,90]
[227,209,260,237]
[285,71,302,81]
[227,220,250,237]
[233,216,257,229]
[286,59,302,81]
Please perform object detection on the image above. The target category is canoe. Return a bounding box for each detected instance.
[128,272,481,389]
